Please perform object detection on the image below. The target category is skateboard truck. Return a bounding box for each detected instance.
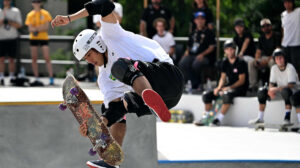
[88,133,108,156]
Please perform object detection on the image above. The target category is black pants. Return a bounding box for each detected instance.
[138,61,185,109]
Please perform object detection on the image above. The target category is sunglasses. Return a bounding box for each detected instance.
[261,24,271,28]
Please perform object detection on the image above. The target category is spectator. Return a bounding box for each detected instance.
[249,48,300,126]
[190,0,214,33]
[25,0,53,86]
[178,11,215,93]
[281,0,300,78]
[140,0,175,38]
[248,18,281,91]
[93,0,123,31]
[195,40,248,126]
[152,18,175,60]
[0,0,22,86]
[233,18,256,62]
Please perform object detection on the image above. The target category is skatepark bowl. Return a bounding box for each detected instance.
[1,78,300,168]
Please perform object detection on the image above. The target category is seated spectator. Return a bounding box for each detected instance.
[178,11,215,93]
[248,18,281,91]
[25,0,53,86]
[249,48,300,127]
[195,40,249,126]
[0,0,22,86]
[152,18,175,60]
[233,18,256,62]
[140,0,175,38]
[190,0,214,32]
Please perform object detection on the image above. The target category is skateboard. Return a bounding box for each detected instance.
[169,109,194,123]
[254,123,295,132]
[59,75,124,166]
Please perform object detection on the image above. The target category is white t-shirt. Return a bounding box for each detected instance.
[97,20,173,107]
[152,31,175,54]
[93,2,123,25]
[0,7,22,40]
[97,49,132,107]
[270,63,299,87]
[100,20,173,64]
[281,8,300,47]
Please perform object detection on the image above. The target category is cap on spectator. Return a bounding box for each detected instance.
[260,18,272,26]
[224,39,237,49]
[32,0,42,2]
[234,19,245,27]
[283,0,294,2]
[194,11,206,19]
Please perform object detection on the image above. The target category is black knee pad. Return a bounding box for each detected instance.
[111,58,144,86]
[257,87,269,104]
[202,91,214,103]
[281,88,292,105]
[291,90,300,108]
[101,101,127,127]
[222,91,233,104]
[124,92,152,117]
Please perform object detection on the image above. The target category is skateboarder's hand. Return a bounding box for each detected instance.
[268,88,278,99]
[51,15,70,28]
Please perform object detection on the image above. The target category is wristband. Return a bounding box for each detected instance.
[67,15,71,23]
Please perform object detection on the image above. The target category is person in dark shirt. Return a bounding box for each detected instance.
[178,11,215,92]
[248,18,281,90]
[140,0,175,38]
[189,0,214,32]
[233,19,256,60]
[195,40,248,126]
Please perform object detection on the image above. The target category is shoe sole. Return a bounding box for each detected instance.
[142,89,170,122]
[86,161,119,168]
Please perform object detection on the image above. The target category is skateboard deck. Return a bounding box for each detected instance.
[59,75,124,166]
[254,123,294,132]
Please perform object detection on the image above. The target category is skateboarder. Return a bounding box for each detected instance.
[51,0,184,167]
[249,48,300,127]
[194,40,249,126]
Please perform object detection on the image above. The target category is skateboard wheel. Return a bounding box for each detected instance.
[89,148,97,156]
[58,103,67,111]
[70,87,79,95]
[100,133,108,141]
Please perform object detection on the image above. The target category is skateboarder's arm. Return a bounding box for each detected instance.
[216,72,226,90]
[51,0,116,28]
[229,74,246,89]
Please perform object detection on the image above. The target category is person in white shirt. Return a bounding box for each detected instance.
[0,0,22,86]
[152,18,175,60]
[281,0,300,78]
[51,1,184,167]
[249,48,300,128]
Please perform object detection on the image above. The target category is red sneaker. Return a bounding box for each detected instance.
[142,89,171,122]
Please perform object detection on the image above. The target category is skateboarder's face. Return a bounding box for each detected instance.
[83,48,105,66]
[224,47,236,59]
[275,55,285,68]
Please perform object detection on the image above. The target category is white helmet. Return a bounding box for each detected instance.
[72,29,107,61]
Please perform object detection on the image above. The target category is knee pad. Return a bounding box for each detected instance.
[101,101,127,127]
[291,90,300,108]
[202,91,214,103]
[124,92,152,117]
[111,58,144,86]
[257,87,269,104]
[222,91,233,104]
[281,88,292,105]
